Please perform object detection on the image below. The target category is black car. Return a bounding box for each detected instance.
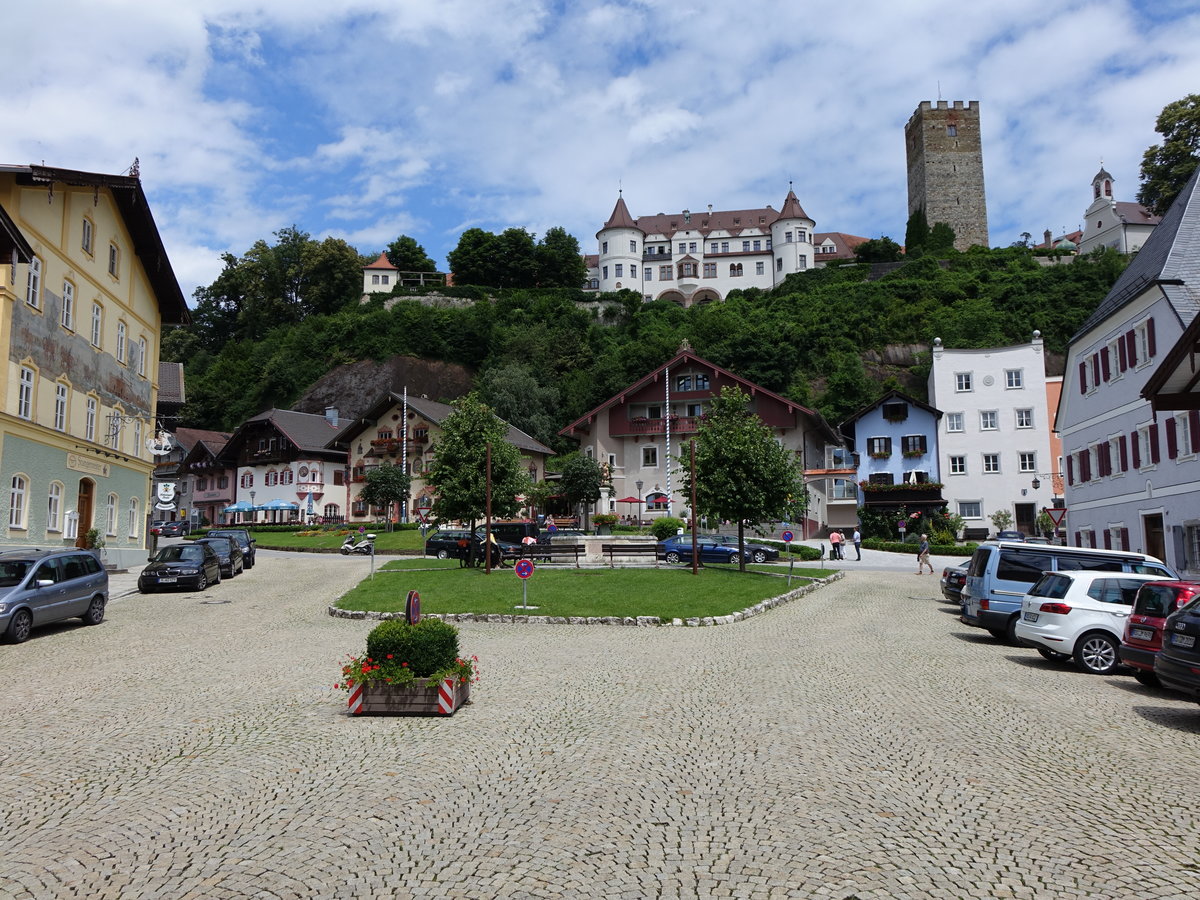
[139,543,222,592]
[701,533,779,563]
[193,536,244,578]
[425,529,520,564]
[1154,597,1200,701]
[205,529,256,568]
[941,564,968,604]
[657,536,751,565]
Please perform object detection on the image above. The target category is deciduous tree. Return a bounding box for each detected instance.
[385,235,438,273]
[1138,93,1200,216]
[357,464,412,528]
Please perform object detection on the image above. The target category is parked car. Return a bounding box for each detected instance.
[1154,597,1200,701]
[204,529,257,568]
[1120,581,1200,687]
[193,536,245,579]
[0,549,108,644]
[153,520,190,537]
[1013,571,1170,674]
[535,529,585,545]
[940,564,968,604]
[425,529,520,564]
[138,543,222,593]
[699,533,780,563]
[961,540,1176,642]
[475,521,539,545]
[995,530,1025,542]
[657,536,751,565]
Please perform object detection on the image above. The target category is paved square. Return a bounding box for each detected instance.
[1,554,1198,898]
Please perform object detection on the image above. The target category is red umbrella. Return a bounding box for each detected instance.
[616,496,644,521]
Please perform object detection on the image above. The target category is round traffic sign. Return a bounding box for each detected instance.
[405,590,421,624]
[782,530,794,543]
[515,559,535,579]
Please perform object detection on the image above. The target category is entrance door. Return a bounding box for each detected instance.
[75,479,95,548]
[1143,513,1165,561]
[1014,502,1036,536]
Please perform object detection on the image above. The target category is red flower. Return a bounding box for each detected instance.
[401,662,408,667]
[387,654,393,659]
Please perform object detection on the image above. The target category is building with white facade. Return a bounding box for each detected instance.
[1058,166,1200,574]
[928,334,1057,536]
[361,253,445,296]
[1077,167,1160,255]
[587,190,860,306]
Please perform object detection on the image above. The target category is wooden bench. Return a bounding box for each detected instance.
[600,542,660,568]
[521,543,584,568]
[962,527,990,542]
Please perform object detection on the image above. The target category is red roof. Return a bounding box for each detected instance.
[364,252,398,271]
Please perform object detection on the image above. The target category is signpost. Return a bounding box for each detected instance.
[1044,507,1068,543]
[405,590,421,625]
[782,530,795,586]
[514,558,536,610]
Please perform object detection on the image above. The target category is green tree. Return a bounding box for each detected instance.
[927,222,956,253]
[426,394,530,567]
[904,207,929,255]
[1138,93,1200,216]
[446,228,497,287]
[357,464,412,528]
[675,386,805,571]
[558,454,606,531]
[854,236,904,263]
[385,235,438,273]
[478,362,560,448]
[535,226,588,288]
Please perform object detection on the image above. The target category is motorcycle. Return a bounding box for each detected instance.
[340,533,376,555]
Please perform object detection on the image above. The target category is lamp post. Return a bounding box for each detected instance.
[636,480,643,525]
[249,490,256,526]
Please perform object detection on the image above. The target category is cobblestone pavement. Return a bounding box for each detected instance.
[3,552,1199,899]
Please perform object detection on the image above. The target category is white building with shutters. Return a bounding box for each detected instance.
[1057,167,1200,574]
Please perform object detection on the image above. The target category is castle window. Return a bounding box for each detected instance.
[742,241,750,251]
[602,266,608,279]
[721,241,729,252]
[615,264,623,277]
[381,275,389,284]
[689,242,697,252]
[785,231,793,243]
[756,261,764,275]
[947,124,957,136]
[371,274,380,284]
[703,263,716,278]
[602,241,608,254]
[678,243,686,254]
[644,268,652,281]
[629,240,636,252]
[753,240,761,250]
[659,265,672,280]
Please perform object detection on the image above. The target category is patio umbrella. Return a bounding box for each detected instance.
[223,501,255,513]
[259,499,299,510]
[615,496,644,520]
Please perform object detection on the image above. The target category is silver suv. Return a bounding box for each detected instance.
[0,549,109,644]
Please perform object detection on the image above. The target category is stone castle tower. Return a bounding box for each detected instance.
[905,100,988,250]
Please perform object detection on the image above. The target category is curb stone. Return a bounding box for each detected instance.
[327,569,846,626]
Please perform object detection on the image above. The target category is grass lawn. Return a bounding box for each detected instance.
[247,529,426,552]
[336,563,837,620]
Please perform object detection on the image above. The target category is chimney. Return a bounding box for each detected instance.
[325,407,338,426]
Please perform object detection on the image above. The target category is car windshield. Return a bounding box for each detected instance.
[0,560,32,587]
[209,532,246,545]
[1030,573,1072,599]
[154,546,205,563]
[199,540,229,554]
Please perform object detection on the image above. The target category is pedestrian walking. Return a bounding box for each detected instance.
[829,529,842,560]
[916,533,934,574]
[852,528,862,560]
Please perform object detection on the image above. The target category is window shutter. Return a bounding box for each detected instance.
[1149,423,1160,464]
[1091,354,1101,385]
[1118,339,1127,371]
[1100,443,1112,477]
[1126,330,1138,366]
[1119,435,1129,471]
[920,435,928,454]
[1131,431,1141,469]
[1120,528,1130,551]
[1191,410,1200,452]
[884,437,892,454]
[1074,530,1082,547]
[1103,530,1112,550]
[1147,318,1156,356]
[1066,455,1074,485]
[1080,452,1090,482]
[1100,350,1110,381]
[1166,417,1178,458]
[1079,361,1088,393]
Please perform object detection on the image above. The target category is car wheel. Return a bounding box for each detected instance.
[1133,669,1161,688]
[665,551,681,564]
[987,628,1007,641]
[6,608,32,643]
[213,570,221,585]
[82,595,106,626]
[436,549,449,560]
[752,550,767,563]
[1035,646,1069,662]
[1074,631,1120,675]
[1005,614,1020,644]
[196,573,208,591]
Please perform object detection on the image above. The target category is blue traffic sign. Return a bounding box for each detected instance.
[782,530,794,543]
[515,559,535,580]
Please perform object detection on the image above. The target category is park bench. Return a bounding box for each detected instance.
[600,542,660,568]
[521,543,584,568]
[962,527,990,542]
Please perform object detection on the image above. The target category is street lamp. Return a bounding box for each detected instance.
[249,490,256,525]
[1031,477,1040,490]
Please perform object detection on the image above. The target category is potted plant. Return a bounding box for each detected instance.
[338,618,479,716]
[592,513,618,534]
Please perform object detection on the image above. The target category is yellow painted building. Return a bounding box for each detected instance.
[0,164,189,566]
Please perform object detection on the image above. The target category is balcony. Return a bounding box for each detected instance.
[643,250,672,261]
[613,416,700,436]
[860,483,944,506]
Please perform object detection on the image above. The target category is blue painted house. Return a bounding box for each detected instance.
[840,390,943,512]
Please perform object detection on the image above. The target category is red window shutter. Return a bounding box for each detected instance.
[1131,431,1141,469]
[1066,455,1074,485]
[1166,417,1178,458]
[1074,530,1082,547]
[1103,530,1112,550]
[1092,354,1101,384]
[1081,452,1091,482]
[1101,442,1112,476]
[1191,410,1200,451]
[1149,422,1160,464]
[1101,349,1111,381]
[1079,361,1088,393]
[1126,330,1138,366]
[1120,528,1130,551]
[1147,318,1156,356]
[1119,435,1129,471]
[1118,339,1127,371]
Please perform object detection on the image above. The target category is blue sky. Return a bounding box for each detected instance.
[5,0,1200,300]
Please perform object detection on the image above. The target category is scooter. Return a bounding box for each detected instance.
[340,533,376,555]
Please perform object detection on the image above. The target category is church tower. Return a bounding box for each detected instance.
[904,100,989,250]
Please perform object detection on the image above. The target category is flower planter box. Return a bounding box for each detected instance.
[349,678,470,716]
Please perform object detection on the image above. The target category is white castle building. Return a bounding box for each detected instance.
[586,189,863,306]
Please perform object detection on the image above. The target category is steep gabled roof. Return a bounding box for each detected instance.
[1072,165,1200,343]
[364,252,397,271]
[777,188,810,222]
[158,361,185,405]
[838,389,942,431]
[602,195,640,231]
[331,393,554,456]
[559,348,841,444]
[218,408,350,463]
[173,427,231,455]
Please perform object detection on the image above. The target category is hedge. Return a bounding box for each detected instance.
[862,538,977,557]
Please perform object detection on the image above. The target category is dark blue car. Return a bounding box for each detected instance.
[657,536,751,565]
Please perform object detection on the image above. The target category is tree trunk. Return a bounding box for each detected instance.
[738,520,746,572]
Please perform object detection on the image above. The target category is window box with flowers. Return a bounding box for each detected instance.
[869,451,892,460]
[338,618,479,717]
[902,450,925,459]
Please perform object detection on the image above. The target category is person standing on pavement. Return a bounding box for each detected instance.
[916,533,934,574]
[852,528,862,560]
[829,529,842,560]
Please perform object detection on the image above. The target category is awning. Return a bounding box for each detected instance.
[259,499,299,511]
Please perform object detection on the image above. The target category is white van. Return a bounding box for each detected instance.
[960,541,1176,642]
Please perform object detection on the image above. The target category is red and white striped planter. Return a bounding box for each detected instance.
[347,678,470,716]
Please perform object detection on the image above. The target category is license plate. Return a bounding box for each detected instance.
[158,577,178,584]
[1023,611,1039,623]
[1130,627,1154,642]
[1172,633,1196,649]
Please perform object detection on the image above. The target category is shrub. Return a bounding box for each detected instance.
[591,513,618,527]
[759,540,822,560]
[862,538,976,557]
[648,517,685,540]
[366,619,460,677]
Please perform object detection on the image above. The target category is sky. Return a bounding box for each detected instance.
[5,0,1200,301]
